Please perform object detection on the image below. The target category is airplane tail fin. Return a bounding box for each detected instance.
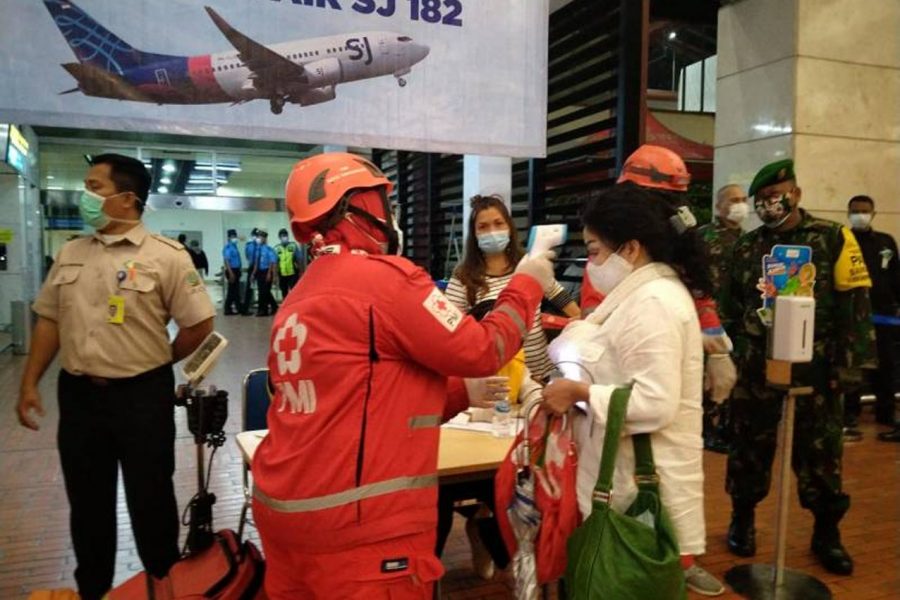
[43,0,172,73]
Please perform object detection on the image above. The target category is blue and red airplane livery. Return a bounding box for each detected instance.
[43,0,430,114]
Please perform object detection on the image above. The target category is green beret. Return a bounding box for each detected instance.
[749,159,795,197]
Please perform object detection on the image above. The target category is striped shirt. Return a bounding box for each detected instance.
[445,274,564,380]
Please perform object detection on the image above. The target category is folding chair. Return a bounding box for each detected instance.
[237,367,271,540]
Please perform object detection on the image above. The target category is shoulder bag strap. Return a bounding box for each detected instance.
[632,433,659,489]
[592,386,631,504]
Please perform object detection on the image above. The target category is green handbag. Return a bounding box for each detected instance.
[565,387,686,600]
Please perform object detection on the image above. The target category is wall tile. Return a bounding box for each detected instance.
[794,134,900,242]
[795,57,900,141]
[718,0,797,78]
[798,0,900,68]
[715,58,795,148]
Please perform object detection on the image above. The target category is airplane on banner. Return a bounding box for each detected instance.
[42,0,430,114]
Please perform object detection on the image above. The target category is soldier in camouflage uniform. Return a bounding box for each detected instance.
[722,159,876,576]
[697,184,749,453]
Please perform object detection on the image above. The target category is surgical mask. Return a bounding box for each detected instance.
[79,190,111,229]
[254,236,262,244]
[228,236,237,243]
[586,250,634,295]
[727,202,750,224]
[280,235,289,243]
[754,194,793,229]
[477,230,510,255]
[79,190,137,230]
[848,213,872,230]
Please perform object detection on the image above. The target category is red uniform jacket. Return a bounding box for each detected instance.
[252,253,542,552]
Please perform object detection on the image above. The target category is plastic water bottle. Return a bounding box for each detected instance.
[492,400,512,438]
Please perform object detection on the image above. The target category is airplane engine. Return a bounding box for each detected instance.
[303,58,343,88]
[295,85,336,106]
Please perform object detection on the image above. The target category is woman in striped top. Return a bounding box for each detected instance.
[445,195,579,382]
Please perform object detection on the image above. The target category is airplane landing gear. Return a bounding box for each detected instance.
[397,77,407,88]
[270,96,285,115]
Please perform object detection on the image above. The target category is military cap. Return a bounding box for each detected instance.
[258,229,268,237]
[749,159,795,197]
[226,228,237,236]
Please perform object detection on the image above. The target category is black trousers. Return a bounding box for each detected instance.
[256,272,278,315]
[241,268,255,314]
[278,273,299,300]
[224,270,242,314]
[846,324,898,424]
[58,365,179,600]
[435,479,510,568]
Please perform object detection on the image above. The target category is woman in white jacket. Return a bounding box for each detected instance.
[542,183,724,596]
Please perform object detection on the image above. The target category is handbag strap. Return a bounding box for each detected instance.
[631,433,659,488]
[592,386,631,503]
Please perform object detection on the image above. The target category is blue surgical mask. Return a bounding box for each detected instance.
[79,190,112,230]
[476,230,510,255]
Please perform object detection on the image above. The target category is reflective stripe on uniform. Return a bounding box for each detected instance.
[495,334,506,366]
[495,304,527,338]
[408,414,441,429]
[254,474,438,513]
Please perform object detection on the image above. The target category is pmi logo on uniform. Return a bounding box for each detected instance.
[273,312,318,414]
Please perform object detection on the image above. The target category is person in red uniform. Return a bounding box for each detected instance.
[250,152,555,599]
[580,145,736,393]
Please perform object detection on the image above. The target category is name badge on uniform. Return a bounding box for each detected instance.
[107,295,125,324]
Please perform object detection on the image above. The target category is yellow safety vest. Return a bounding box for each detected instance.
[276,243,298,276]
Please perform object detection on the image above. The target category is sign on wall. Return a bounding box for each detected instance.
[0,0,549,157]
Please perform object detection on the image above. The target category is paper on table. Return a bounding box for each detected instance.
[441,413,497,434]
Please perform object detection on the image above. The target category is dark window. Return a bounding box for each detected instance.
[398,36,412,42]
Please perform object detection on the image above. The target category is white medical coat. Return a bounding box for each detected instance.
[548,267,706,554]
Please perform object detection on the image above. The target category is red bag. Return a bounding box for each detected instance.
[495,403,580,584]
[108,529,266,600]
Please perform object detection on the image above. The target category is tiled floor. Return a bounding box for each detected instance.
[0,311,897,599]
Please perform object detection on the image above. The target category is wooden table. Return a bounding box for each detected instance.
[235,427,513,484]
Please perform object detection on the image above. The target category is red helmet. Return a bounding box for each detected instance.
[285,152,393,242]
[617,144,691,192]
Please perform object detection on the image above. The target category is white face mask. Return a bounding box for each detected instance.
[586,250,634,295]
[727,202,750,224]
[848,213,872,230]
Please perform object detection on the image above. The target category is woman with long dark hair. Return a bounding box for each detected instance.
[542,183,725,596]
[445,195,579,382]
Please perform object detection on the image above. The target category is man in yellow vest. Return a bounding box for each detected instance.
[275,227,303,300]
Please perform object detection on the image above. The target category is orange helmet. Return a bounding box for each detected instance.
[617,144,691,192]
[285,152,393,242]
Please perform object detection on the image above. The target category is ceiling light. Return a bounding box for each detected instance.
[162,163,176,173]
[668,31,677,40]
[160,177,172,184]
[157,186,169,194]
[46,175,55,180]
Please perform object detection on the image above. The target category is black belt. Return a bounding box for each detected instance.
[70,363,172,388]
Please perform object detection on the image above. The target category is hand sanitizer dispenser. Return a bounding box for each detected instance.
[769,296,815,363]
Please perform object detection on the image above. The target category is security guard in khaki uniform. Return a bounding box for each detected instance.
[16,154,216,600]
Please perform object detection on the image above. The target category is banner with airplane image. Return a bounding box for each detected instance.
[0,0,548,157]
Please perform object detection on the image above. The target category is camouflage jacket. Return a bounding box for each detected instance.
[698,218,742,308]
[722,210,877,372]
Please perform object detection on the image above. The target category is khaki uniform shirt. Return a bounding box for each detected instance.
[33,224,216,378]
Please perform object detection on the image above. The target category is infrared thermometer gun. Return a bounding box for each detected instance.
[527,224,568,257]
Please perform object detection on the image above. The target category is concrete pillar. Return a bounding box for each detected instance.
[462,155,512,244]
[715,0,900,240]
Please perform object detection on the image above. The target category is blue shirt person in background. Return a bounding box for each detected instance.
[253,229,279,317]
[222,228,242,315]
[241,227,260,315]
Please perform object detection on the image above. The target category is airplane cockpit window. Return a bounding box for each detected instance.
[398,36,412,42]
